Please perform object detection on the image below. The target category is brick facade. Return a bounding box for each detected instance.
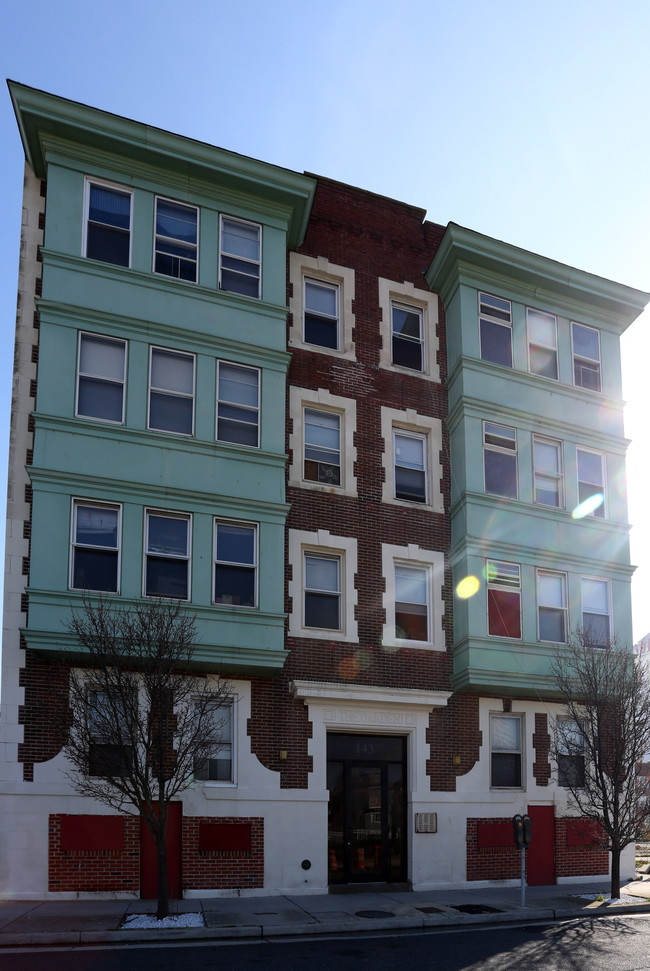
[49,814,140,893]
[182,816,264,891]
[532,712,551,786]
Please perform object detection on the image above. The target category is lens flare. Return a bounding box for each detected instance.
[456,575,480,599]
[571,494,604,519]
[339,656,359,680]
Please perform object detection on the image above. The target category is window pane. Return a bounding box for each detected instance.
[89,185,131,229]
[86,224,130,266]
[148,516,188,556]
[582,578,608,612]
[392,306,421,339]
[215,565,255,606]
[216,523,255,564]
[392,336,422,370]
[305,592,339,629]
[528,310,556,346]
[578,450,602,485]
[573,323,599,361]
[76,506,118,548]
[584,612,610,645]
[306,556,339,592]
[73,548,118,592]
[78,377,124,422]
[539,606,566,642]
[395,434,424,469]
[488,589,521,638]
[535,440,560,474]
[80,335,125,381]
[156,200,197,245]
[538,572,564,607]
[151,350,193,395]
[221,219,260,261]
[484,451,517,497]
[306,280,337,317]
[219,364,258,408]
[305,315,338,349]
[491,715,520,751]
[146,557,188,598]
[480,319,513,367]
[492,753,521,787]
[395,566,427,605]
[530,346,558,379]
[149,393,193,434]
[395,602,428,640]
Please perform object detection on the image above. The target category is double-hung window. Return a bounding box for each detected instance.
[394,431,426,503]
[537,570,567,643]
[71,501,120,593]
[304,409,341,486]
[76,333,126,423]
[219,216,261,298]
[85,180,132,267]
[304,553,341,630]
[149,347,195,435]
[394,563,429,642]
[572,322,601,392]
[154,198,198,282]
[581,577,611,647]
[479,292,512,367]
[528,308,558,379]
[214,520,257,607]
[486,561,521,639]
[216,362,259,447]
[533,437,563,507]
[577,448,605,518]
[483,422,517,498]
[557,718,585,787]
[144,511,190,599]
[87,689,133,778]
[194,698,233,783]
[391,302,423,371]
[304,278,339,349]
[490,714,522,788]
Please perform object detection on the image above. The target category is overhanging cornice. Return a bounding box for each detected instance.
[427,223,649,330]
[8,80,316,248]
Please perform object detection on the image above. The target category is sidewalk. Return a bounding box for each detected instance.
[2,875,650,948]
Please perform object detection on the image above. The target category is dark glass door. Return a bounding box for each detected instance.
[327,734,406,884]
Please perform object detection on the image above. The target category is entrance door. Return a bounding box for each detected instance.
[527,804,555,885]
[327,734,406,884]
[140,801,182,899]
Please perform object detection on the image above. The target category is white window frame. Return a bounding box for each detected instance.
[479,291,513,368]
[382,543,445,651]
[288,388,357,497]
[490,712,524,789]
[148,346,195,436]
[213,519,258,609]
[289,253,356,359]
[303,408,341,487]
[219,214,261,299]
[581,576,612,647]
[557,716,585,788]
[527,307,559,380]
[536,569,568,644]
[288,529,358,642]
[143,509,191,601]
[381,407,443,512]
[216,360,260,448]
[153,196,199,283]
[483,421,518,499]
[572,321,602,393]
[303,277,340,350]
[486,560,522,640]
[194,695,236,786]
[83,177,133,268]
[70,499,122,594]
[76,332,127,424]
[533,436,564,508]
[390,300,424,372]
[378,278,439,381]
[303,552,341,632]
[577,447,606,518]
[394,430,427,504]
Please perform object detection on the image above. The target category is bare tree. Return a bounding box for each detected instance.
[552,629,650,898]
[63,598,231,920]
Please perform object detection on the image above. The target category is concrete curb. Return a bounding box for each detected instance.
[3,902,650,948]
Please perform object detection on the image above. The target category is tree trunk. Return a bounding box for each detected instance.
[156,836,169,921]
[611,839,621,900]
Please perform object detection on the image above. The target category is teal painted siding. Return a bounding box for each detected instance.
[429,224,646,695]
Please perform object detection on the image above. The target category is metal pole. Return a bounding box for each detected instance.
[521,846,526,908]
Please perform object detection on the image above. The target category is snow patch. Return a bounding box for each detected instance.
[572,892,641,904]
[123,912,205,929]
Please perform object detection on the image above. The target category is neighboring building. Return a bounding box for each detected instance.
[1,82,647,898]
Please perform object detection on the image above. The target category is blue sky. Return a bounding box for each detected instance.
[1,0,649,638]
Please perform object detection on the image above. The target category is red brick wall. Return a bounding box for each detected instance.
[19,650,70,781]
[555,817,609,877]
[467,817,522,881]
[427,693,482,790]
[182,816,264,891]
[533,712,551,786]
[247,176,453,789]
[49,814,139,893]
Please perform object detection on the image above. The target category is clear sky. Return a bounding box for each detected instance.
[1,0,649,639]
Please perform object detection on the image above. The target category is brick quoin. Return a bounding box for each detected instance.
[533,712,551,786]
[182,817,264,891]
[245,176,454,789]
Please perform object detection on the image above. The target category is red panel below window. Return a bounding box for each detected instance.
[477,821,513,848]
[566,819,602,845]
[488,590,521,638]
[60,815,124,851]
[199,822,252,852]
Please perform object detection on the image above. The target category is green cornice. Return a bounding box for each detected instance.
[427,223,649,330]
[9,81,315,248]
